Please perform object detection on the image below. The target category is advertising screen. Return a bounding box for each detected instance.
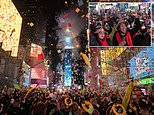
[137,77,154,85]
[30,67,47,86]
[30,43,44,60]
[63,50,72,87]
[152,3,154,38]
[129,46,154,80]
[31,68,46,79]
[0,0,22,57]
[152,3,154,25]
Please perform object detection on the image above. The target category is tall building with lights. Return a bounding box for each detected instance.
[63,25,73,87]
[0,0,23,86]
[13,0,47,62]
[10,0,48,86]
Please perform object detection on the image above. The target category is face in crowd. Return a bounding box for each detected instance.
[104,23,110,31]
[120,23,127,34]
[96,28,105,39]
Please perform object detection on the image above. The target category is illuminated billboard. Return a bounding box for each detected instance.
[0,0,22,57]
[137,77,154,85]
[152,3,154,26]
[129,46,154,80]
[31,68,46,79]
[30,43,44,60]
[100,47,126,75]
[63,50,72,87]
[30,67,47,85]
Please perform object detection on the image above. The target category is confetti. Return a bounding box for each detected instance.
[86,13,88,18]
[81,15,85,18]
[75,8,80,13]
[68,23,71,27]
[27,22,34,27]
[57,50,61,53]
[64,13,69,18]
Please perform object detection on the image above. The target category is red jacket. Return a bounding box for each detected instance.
[97,35,109,46]
[116,32,133,46]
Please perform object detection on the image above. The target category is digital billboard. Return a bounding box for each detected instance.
[100,48,126,75]
[129,46,154,80]
[30,43,44,60]
[31,67,46,80]
[152,3,154,26]
[63,50,72,87]
[137,77,154,85]
[152,3,154,38]
[30,67,47,86]
[0,0,22,57]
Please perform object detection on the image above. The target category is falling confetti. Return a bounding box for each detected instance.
[64,13,69,18]
[81,15,85,18]
[57,50,61,53]
[86,13,88,18]
[27,22,34,27]
[75,8,80,13]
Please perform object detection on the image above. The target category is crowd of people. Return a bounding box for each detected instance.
[0,84,153,115]
[89,7,151,46]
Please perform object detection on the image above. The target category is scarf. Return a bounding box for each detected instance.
[97,36,109,46]
[116,32,133,46]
